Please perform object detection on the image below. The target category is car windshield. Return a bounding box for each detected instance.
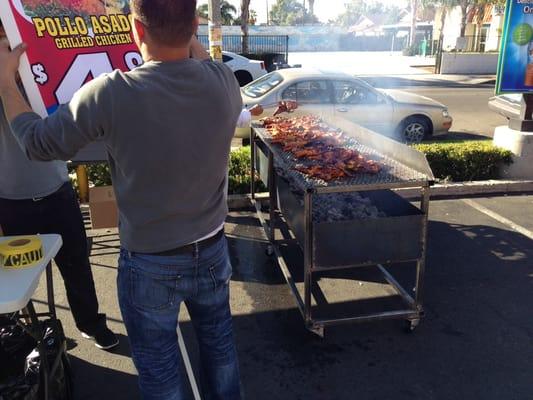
[243,72,283,98]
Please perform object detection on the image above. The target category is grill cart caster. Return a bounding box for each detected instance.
[307,323,325,338]
[404,319,420,333]
[266,245,275,256]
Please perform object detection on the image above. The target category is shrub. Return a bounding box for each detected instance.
[87,163,112,186]
[413,140,513,182]
[402,45,418,56]
[228,146,266,194]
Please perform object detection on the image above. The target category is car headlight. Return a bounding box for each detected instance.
[442,109,450,118]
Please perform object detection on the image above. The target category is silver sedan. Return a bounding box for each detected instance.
[239,69,453,143]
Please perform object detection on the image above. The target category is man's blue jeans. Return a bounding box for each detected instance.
[117,235,241,400]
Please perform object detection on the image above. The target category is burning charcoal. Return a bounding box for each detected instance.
[308,192,387,222]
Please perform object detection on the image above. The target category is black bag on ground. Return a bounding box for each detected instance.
[0,316,71,400]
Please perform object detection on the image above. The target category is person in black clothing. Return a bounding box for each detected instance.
[0,21,118,350]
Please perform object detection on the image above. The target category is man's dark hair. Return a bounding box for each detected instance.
[130,0,197,46]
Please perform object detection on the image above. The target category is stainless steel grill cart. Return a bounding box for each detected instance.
[250,117,435,337]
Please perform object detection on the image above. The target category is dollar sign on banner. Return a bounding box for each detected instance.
[31,63,49,85]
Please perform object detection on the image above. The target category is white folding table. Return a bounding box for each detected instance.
[0,234,67,400]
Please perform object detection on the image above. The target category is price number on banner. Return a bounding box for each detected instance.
[50,52,143,104]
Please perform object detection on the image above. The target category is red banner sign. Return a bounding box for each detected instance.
[0,0,142,116]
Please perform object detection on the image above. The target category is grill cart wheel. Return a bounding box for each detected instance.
[404,318,420,333]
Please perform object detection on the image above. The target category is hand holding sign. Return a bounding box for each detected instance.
[0,39,27,92]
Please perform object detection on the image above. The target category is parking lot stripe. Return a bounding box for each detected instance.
[462,199,533,240]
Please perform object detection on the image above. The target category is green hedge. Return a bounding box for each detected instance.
[73,146,264,195]
[413,140,513,182]
[228,146,266,194]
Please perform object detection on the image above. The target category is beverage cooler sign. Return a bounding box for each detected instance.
[497,0,533,94]
[0,0,142,117]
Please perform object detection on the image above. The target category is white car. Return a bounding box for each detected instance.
[223,51,267,86]
[488,94,521,120]
[239,69,453,143]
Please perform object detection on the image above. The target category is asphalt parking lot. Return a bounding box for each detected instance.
[30,194,533,400]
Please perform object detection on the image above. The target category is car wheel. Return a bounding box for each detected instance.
[400,117,430,144]
[234,70,253,86]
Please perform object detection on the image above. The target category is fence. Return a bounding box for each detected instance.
[339,34,408,52]
[435,35,502,73]
[198,35,289,61]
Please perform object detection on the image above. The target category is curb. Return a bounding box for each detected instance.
[398,180,533,199]
[227,193,261,209]
[228,180,533,209]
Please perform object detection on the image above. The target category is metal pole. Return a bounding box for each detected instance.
[208,0,223,62]
[303,191,313,325]
[26,301,49,400]
[415,185,430,307]
[520,93,533,120]
[268,151,276,242]
[250,129,256,199]
[45,263,56,319]
[76,165,89,203]
[509,93,533,132]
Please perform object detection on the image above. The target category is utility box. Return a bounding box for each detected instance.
[89,186,118,229]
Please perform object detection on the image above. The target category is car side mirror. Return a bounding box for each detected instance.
[377,95,388,104]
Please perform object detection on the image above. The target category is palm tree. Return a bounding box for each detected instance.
[409,0,418,46]
[197,4,208,19]
[221,1,237,25]
[470,0,506,50]
[422,0,506,40]
[421,0,455,41]
[249,10,258,25]
[240,0,251,53]
[197,1,237,25]
[308,0,315,16]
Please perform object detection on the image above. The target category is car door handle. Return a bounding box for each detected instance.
[337,107,348,112]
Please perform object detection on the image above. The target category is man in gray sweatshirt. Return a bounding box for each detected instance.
[0,1,243,399]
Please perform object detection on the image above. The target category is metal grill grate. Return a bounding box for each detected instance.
[255,128,431,192]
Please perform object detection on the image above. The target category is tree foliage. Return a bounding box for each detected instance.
[334,1,403,28]
[197,1,237,25]
[420,0,507,38]
[235,1,257,27]
[269,0,318,25]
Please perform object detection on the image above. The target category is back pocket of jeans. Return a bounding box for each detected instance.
[208,259,232,292]
[130,268,176,311]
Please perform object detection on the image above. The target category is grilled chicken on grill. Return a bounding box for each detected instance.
[261,116,380,181]
[273,100,299,116]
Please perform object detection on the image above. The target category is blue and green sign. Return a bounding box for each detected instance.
[497,0,533,93]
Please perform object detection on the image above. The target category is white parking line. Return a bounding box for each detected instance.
[462,199,533,240]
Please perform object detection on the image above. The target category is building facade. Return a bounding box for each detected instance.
[435,4,505,52]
